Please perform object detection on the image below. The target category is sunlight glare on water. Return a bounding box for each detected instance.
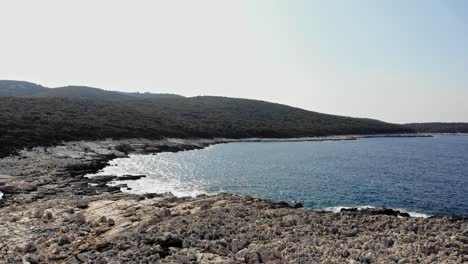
[89,136,468,216]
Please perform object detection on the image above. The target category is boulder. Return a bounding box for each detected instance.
[116,175,146,181]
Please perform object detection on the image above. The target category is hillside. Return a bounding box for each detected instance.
[0,80,183,100]
[33,86,138,100]
[0,80,48,96]
[122,92,184,99]
[406,123,468,133]
[0,96,413,157]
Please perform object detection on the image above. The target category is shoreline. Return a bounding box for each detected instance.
[429,132,468,136]
[0,133,433,206]
[1,134,467,263]
[0,132,453,213]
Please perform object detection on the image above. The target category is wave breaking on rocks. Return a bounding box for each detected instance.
[0,138,466,263]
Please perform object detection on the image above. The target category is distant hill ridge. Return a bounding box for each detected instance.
[0,80,183,100]
[406,123,468,133]
[0,91,414,157]
[0,80,49,96]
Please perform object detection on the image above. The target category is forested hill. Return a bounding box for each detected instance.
[33,86,139,100]
[0,80,48,96]
[406,123,468,133]
[0,96,413,157]
[0,80,182,100]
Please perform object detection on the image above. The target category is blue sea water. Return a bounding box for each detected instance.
[92,136,468,216]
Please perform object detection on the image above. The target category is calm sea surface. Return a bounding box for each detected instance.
[91,136,468,216]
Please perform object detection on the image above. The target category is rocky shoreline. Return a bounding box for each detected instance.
[0,136,467,263]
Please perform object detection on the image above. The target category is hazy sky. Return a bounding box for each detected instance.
[1,0,467,123]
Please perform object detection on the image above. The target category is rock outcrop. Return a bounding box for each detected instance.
[0,139,465,263]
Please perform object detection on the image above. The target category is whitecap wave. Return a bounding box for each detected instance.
[321,205,430,218]
[394,208,431,218]
[0,191,3,199]
[322,205,376,213]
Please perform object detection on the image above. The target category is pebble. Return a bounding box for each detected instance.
[0,140,465,263]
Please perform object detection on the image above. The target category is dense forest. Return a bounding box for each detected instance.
[406,123,468,133]
[0,80,182,100]
[0,96,413,157]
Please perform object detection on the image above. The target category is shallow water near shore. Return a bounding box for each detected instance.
[90,135,468,216]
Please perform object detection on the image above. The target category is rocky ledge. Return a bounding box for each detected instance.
[0,138,466,263]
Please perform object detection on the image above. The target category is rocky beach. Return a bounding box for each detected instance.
[0,137,466,263]
[3,0,468,261]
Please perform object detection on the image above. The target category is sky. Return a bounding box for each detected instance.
[1,0,467,123]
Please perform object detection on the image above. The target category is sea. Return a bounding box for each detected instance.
[89,135,468,217]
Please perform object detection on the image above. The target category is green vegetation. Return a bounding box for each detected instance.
[406,123,468,133]
[0,96,413,157]
[33,86,139,100]
[0,80,182,100]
